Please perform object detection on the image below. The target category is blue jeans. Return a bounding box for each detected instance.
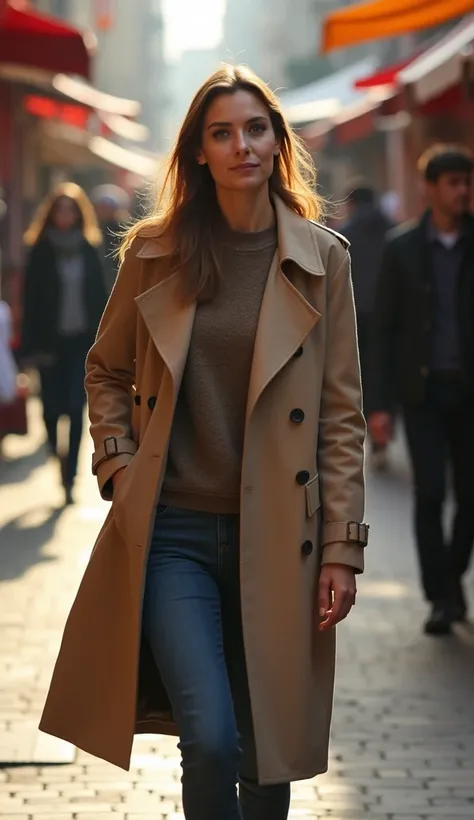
[142,506,291,820]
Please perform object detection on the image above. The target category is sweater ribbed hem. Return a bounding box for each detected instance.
[159,491,240,515]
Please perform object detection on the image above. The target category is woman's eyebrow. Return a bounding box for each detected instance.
[207,116,268,130]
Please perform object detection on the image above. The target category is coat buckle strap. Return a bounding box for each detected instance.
[346,522,369,546]
[91,437,137,474]
[322,521,369,547]
[104,436,119,457]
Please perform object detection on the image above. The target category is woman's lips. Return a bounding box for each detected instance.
[230,162,259,170]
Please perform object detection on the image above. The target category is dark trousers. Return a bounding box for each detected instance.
[39,334,88,487]
[356,313,372,417]
[403,372,474,602]
[357,313,386,452]
[142,505,291,820]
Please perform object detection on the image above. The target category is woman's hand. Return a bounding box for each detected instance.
[318,563,357,631]
[112,467,126,490]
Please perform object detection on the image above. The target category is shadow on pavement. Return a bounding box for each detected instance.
[0,440,48,486]
[0,507,64,581]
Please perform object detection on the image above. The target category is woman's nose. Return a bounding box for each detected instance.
[234,131,249,154]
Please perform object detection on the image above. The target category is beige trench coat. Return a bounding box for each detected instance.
[39,196,367,785]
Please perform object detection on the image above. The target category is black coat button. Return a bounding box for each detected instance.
[134,395,141,406]
[294,346,304,358]
[296,470,310,485]
[290,408,305,424]
[147,396,157,410]
[302,540,313,556]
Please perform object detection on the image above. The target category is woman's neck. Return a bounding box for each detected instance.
[216,187,275,233]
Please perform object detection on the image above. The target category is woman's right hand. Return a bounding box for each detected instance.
[112,467,127,490]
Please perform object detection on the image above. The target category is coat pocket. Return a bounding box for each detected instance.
[305,474,321,518]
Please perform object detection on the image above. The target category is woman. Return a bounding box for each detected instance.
[39,66,368,819]
[22,183,107,504]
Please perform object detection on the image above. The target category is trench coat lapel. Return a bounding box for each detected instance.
[134,198,325,419]
[245,198,324,425]
[134,268,196,399]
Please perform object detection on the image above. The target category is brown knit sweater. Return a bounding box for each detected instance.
[160,222,278,513]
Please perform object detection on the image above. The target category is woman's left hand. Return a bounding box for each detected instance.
[318,563,357,631]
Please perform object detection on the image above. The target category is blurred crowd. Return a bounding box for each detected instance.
[341,143,474,635]
[0,180,129,501]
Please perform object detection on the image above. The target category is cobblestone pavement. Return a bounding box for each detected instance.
[1,400,474,819]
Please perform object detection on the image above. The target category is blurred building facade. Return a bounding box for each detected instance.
[0,0,161,335]
[163,48,221,147]
[32,0,166,151]
[221,0,369,90]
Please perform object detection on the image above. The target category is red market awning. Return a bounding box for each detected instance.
[0,0,92,79]
[354,15,474,103]
[321,0,474,53]
[302,88,395,149]
[355,56,416,89]
[398,15,474,104]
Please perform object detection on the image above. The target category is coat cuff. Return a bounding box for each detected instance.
[320,521,369,574]
[92,436,137,474]
[92,437,137,501]
[95,453,135,501]
[322,521,369,547]
[321,542,365,574]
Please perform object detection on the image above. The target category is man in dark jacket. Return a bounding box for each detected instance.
[342,185,393,466]
[369,145,474,636]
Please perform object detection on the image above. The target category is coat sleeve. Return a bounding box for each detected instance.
[318,250,368,573]
[85,238,144,500]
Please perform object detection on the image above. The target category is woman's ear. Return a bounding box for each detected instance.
[196,150,207,166]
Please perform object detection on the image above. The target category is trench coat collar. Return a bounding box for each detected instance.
[134,196,323,408]
[135,195,326,276]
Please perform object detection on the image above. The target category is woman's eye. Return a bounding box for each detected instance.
[250,123,267,134]
[212,129,229,140]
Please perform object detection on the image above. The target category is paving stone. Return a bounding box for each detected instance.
[28,816,73,820]
[74,815,120,820]
[0,814,29,820]
[125,815,167,820]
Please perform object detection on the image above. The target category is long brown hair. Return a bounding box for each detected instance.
[24,182,102,247]
[121,64,325,301]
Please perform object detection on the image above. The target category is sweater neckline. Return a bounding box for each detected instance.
[218,219,278,252]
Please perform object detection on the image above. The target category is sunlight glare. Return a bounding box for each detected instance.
[163,0,226,60]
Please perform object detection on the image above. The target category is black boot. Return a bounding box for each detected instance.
[64,484,74,506]
[59,457,74,505]
[450,578,467,623]
[424,601,452,636]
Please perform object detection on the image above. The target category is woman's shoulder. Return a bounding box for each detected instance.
[305,219,350,275]
[307,219,350,252]
[121,220,173,262]
[135,220,166,239]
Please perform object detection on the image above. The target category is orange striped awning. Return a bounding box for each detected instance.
[321,0,474,53]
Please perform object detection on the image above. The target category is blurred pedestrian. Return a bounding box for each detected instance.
[380,190,401,223]
[0,299,17,407]
[92,184,130,293]
[342,184,394,468]
[22,182,107,504]
[369,144,474,635]
[40,65,368,819]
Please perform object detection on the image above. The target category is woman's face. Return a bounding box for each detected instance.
[198,90,280,194]
[51,196,80,232]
